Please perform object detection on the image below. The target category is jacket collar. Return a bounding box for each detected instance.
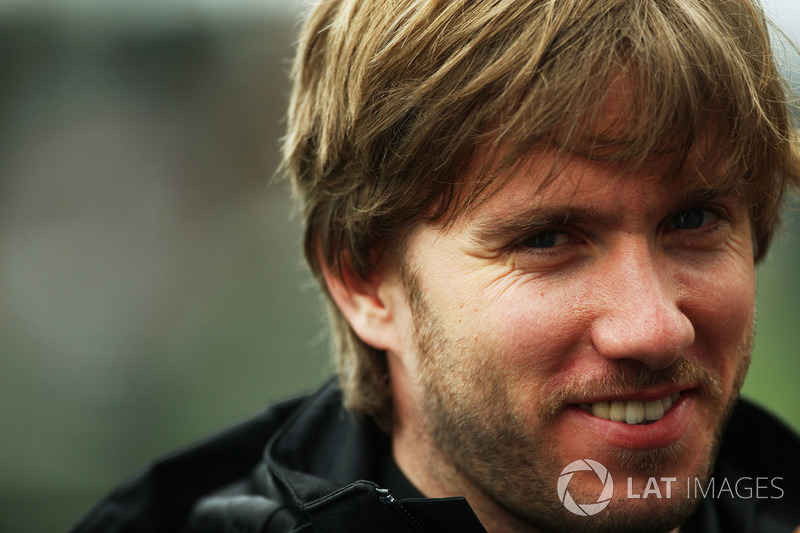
[263,380,486,532]
[265,380,388,501]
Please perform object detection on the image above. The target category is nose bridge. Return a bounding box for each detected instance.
[591,238,695,369]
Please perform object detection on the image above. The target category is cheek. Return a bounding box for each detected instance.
[684,254,754,330]
[450,280,590,380]
[680,258,755,379]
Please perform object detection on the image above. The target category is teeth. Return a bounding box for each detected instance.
[625,401,645,424]
[581,392,680,425]
[609,401,626,422]
[591,401,610,419]
[662,395,673,411]
[644,399,664,420]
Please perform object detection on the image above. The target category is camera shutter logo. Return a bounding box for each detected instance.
[557,459,614,516]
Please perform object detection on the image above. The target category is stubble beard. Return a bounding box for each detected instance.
[404,272,752,533]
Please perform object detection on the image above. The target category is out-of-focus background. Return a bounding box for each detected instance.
[0,1,798,532]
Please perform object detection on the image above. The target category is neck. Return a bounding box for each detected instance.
[391,400,538,532]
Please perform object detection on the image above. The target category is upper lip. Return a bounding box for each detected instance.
[575,384,694,404]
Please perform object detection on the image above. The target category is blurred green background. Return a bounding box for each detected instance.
[0,1,797,532]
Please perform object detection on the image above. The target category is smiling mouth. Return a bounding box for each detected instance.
[577,392,681,425]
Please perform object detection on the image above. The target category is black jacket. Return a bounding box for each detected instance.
[70,381,800,532]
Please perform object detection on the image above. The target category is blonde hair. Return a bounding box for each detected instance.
[283,0,800,430]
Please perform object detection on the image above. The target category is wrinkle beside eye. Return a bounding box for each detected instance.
[480,262,553,302]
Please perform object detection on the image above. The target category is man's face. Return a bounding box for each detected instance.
[385,150,754,532]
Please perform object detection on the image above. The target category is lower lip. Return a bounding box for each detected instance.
[563,393,694,449]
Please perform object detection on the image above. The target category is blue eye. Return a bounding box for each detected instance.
[522,231,568,248]
[669,209,715,230]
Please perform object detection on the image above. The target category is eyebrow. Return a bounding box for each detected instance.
[470,206,611,246]
[469,186,739,247]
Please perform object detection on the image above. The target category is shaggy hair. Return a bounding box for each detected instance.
[282,0,800,431]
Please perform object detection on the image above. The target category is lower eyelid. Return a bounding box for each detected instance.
[668,219,730,248]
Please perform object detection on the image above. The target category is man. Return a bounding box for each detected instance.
[72,0,800,531]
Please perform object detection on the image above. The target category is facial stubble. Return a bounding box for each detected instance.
[402,270,752,533]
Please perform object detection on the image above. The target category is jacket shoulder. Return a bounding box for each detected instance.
[691,398,800,533]
[718,398,800,476]
[69,393,311,533]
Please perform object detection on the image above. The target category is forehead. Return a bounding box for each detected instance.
[436,71,740,233]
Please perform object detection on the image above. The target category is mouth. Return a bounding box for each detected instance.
[563,388,695,449]
[576,392,682,425]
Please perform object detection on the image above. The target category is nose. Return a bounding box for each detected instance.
[589,242,695,370]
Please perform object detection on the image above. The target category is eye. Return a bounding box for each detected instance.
[520,230,571,249]
[667,208,717,231]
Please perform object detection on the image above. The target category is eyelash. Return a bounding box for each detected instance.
[664,206,728,239]
[513,229,578,258]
